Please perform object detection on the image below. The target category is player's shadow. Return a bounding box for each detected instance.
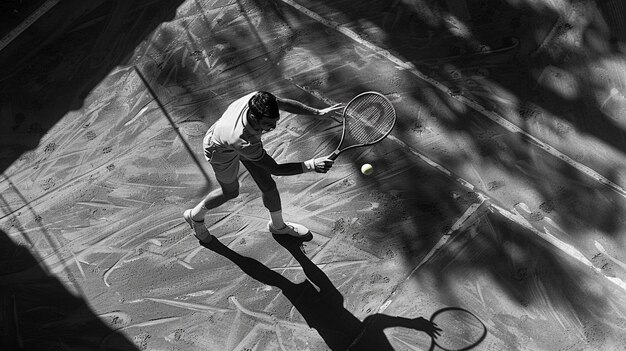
[200,235,439,350]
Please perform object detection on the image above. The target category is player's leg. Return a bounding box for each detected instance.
[184,156,240,242]
[189,178,240,220]
[240,158,282,222]
[241,159,312,240]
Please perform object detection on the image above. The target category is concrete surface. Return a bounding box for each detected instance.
[2,0,626,350]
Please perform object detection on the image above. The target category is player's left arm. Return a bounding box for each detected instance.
[253,152,304,176]
[276,96,343,117]
[251,153,333,175]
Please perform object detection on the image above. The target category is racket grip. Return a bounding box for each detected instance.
[328,151,340,160]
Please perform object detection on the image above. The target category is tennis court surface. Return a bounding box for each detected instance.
[2,0,626,350]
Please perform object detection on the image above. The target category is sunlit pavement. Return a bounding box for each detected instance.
[2,0,626,350]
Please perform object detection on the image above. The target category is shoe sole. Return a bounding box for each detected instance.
[280,232,313,242]
[268,223,313,241]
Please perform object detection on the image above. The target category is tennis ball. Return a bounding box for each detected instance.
[361,163,374,175]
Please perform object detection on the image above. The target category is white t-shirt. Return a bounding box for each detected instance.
[203,92,265,164]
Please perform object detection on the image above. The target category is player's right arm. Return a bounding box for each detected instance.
[253,153,333,175]
[276,97,343,117]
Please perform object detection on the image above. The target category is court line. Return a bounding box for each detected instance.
[133,66,213,184]
[274,0,626,290]
[292,84,626,295]
[392,132,626,293]
[378,200,490,313]
[0,0,60,52]
[278,0,626,199]
[0,175,87,295]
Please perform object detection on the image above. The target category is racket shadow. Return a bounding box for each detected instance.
[427,307,487,351]
[199,235,440,350]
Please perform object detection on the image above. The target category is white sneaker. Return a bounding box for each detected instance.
[183,209,212,243]
[268,221,313,241]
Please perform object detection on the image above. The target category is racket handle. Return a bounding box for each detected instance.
[328,150,340,160]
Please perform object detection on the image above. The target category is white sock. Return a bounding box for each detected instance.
[269,210,285,228]
[191,202,207,222]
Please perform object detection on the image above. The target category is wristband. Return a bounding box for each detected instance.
[303,159,316,172]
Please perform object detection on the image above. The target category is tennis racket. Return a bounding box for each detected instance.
[328,91,396,160]
[427,307,487,351]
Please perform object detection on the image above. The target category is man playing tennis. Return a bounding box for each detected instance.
[184,91,342,243]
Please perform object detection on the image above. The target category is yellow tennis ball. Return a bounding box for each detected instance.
[361,163,374,175]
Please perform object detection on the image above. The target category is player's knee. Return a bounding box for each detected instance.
[218,180,240,200]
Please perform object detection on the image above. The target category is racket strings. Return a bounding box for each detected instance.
[344,94,395,145]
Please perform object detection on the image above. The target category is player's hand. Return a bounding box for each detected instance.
[411,317,442,338]
[304,157,334,173]
[317,104,344,116]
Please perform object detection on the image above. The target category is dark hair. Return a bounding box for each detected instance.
[248,91,279,120]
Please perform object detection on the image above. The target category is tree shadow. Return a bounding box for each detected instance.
[199,234,441,350]
[0,229,138,350]
[0,0,186,174]
[3,0,624,348]
[420,210,626,349]
[265,0,626,240]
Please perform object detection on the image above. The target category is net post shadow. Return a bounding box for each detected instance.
[199,234,439,350]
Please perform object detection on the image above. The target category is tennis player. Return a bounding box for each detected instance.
[184,91,342,243]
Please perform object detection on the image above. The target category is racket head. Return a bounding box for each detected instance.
[332,91,396,158]
[428,307,487,351]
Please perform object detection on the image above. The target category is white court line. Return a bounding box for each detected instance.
[279,0,626,199]
[277,0,626,288]
[393,128,626,293]
[379,200,490,313]
[274,0,626,289]
[492,203,626,292]
[290,73,626,294]
[0,0,60,52]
